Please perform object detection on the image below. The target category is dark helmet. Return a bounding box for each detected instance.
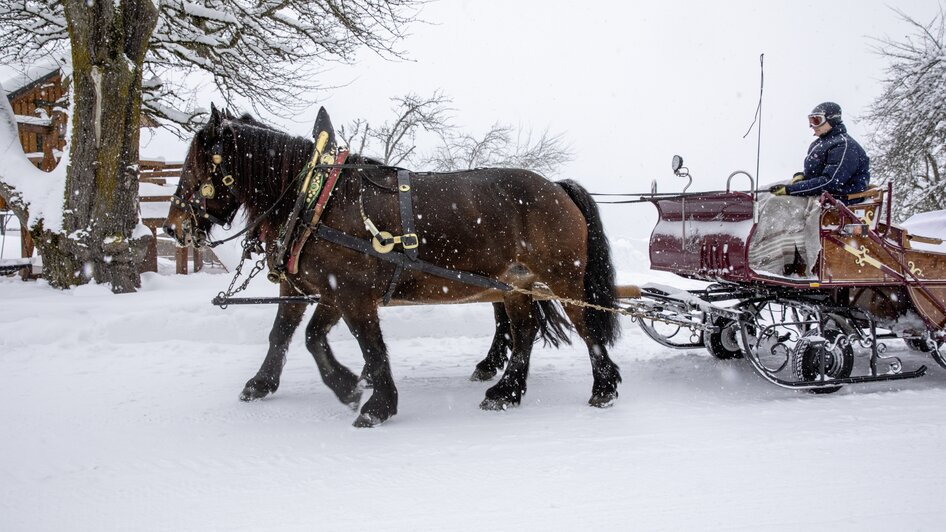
[810,102,843,126]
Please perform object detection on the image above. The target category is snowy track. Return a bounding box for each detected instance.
[3,270,946,530]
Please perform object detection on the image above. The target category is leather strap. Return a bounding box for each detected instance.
[381,170,419,304]
[316,224,512,294]
[397,170,419,261]
[382,262,405,305]
[287,150,349,275]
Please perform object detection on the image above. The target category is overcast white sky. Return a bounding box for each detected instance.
[11,0,945,239]
[164,0,938,237]
[152,1,940,187]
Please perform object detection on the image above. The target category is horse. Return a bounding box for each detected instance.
[165,106,622,427]
[168,110,573,389]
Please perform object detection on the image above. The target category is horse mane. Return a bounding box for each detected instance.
[222,115,391,234]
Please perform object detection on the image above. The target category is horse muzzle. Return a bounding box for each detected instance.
[164,220,208,248]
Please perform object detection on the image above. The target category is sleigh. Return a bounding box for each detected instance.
[636,156,946,393]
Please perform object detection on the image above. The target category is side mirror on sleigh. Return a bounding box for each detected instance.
[671,154,693,195]
[671,155,687,177]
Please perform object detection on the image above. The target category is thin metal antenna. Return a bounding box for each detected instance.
[755,54,763,213]
[742,53,764,222]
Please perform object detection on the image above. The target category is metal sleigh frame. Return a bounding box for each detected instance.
[635,160,946,393]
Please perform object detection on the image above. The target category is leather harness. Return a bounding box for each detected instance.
[188,141,514,304]
[313,168,513,305]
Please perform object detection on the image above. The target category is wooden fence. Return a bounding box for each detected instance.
[3,159,219,277]
[138,159,214,274]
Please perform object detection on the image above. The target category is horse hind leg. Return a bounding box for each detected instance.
[562,302,622,408]
[471,300,572,382]
[304,303,362,409]
[470,303,512,381]
[481,293,540,410]
[240,299,308,401]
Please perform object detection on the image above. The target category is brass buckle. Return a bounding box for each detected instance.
[372,231,395,254]
[222,174,235,187]
[400,233,419,249]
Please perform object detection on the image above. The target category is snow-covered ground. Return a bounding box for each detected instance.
[3,239,946,531]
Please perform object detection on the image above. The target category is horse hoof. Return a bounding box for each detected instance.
[470,367,497,382]
[589,392,618,408]
[239,382,275,402]
[352,413,384,428]
[479,397,513,411]
[342,387,364,411]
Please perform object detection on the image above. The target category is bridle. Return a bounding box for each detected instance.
[171,138,242,245]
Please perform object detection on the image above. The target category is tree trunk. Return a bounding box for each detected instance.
[43,0,159,293]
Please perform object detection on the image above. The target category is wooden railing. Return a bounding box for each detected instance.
[137,159,212,275]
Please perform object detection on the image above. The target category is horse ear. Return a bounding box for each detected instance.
[312,107,336,153]
[209,103,221,128]
[224,108,235,120]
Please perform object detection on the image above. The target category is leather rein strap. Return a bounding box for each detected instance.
[315,223,512,296]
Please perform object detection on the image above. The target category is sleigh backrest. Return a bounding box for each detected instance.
[648,192,755,281]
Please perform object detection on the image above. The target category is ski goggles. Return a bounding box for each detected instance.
[808,113,828,128]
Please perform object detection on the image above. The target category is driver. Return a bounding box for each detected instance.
[770,102,870,204]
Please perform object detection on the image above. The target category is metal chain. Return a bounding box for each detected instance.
[215,238,268,309]
[507,285,711,330]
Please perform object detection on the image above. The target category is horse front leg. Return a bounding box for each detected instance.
[470,303,513,381]
[239,294,308,401]
[481,294,539,410]
[304,303,362,408]
[341,303,397,428]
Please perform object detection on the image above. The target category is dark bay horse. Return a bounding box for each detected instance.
[165,107,621,427]
[168,111,572,390]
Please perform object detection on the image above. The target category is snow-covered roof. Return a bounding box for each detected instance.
[3,59,64,100]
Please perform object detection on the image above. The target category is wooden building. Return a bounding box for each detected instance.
[1,66,68,211]
[2,67,213,275]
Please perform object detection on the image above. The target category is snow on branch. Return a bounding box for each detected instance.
[146,0,420,128]
[0,0,420,132]
[865,6,946,219]
[0,1,69,61]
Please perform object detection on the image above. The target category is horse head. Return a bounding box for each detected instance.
[165,103,243,247]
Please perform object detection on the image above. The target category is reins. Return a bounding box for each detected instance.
[591,189,770,204]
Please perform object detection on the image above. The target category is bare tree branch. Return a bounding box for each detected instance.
[426,122,573,176]
[371,91,453,165]
[0,0,422,133]
[864,6,946,220]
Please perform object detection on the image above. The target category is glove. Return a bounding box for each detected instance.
[790,172,805,184]
[769,185,787,196]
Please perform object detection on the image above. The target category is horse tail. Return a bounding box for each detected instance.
[534,300,573,348]
[556,179,620,347]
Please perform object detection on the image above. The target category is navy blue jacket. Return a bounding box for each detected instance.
[785,123,870,203]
